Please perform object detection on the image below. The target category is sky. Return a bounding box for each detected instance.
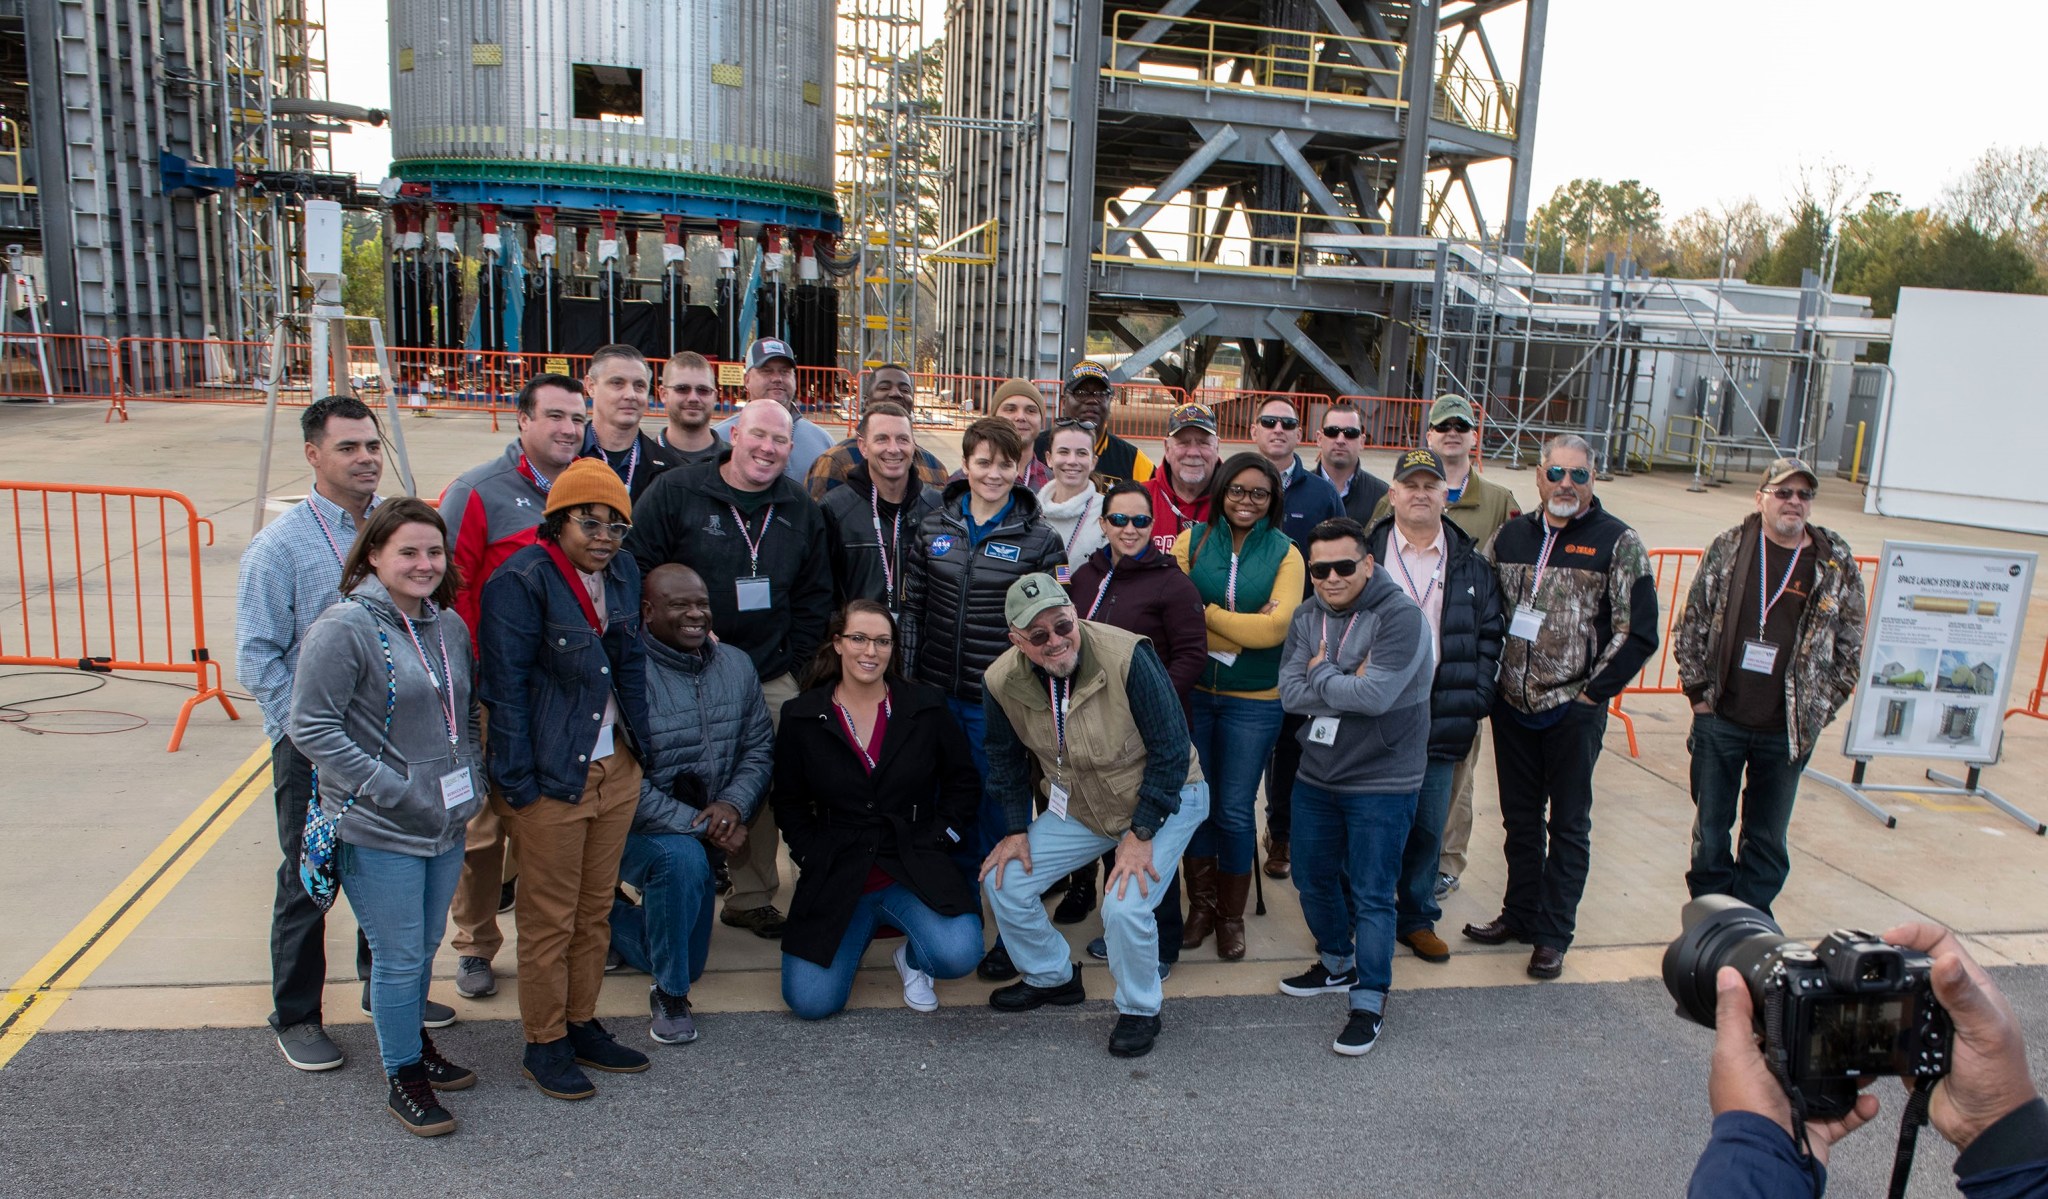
[325,1,2048,224]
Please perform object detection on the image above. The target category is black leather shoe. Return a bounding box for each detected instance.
[976,943,1019,982]
[1052,873,1096,925]
[1461,917,1534,946]
[1527,946,1566,979]
[1108,1013,1161,1058]
[988,967,1086,1011]
[567,1018,650,1073]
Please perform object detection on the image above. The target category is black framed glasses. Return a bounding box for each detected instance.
[1225,484,1273,503]
[1021,617,1076,647]
[1545,465,1592,485]
[1308,558,1362,581]
[837,632,894,651]
[1321,425,1362,439]
[1432,420,1474,433]
[1764,486,1815,502]
[1104,512,1153,529]
[1256,415,1300,431]
[572,516,633,541]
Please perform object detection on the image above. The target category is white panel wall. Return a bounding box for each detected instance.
[1867,287,2048,536]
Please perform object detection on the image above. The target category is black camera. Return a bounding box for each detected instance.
[1663,896,1952,1120]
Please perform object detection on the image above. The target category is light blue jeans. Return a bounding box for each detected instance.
[610,832,715,998]
[984,781,1209,1016]
[781,884,984,1020]
[339,841,464,1074]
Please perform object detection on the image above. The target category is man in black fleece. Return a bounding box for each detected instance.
[1464,434,1657,980]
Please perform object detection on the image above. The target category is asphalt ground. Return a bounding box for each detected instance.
[3,968,2044,1198]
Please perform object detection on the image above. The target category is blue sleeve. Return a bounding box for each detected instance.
[1957,1097,2048,1199]
[478,567,545,807]
[234,532,299,735]
[1687,1112,1824,1199]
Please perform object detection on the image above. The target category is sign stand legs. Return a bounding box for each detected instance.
[1924,767,2047,835]
[1803,760,1899,828]
[1805,759,2045,835]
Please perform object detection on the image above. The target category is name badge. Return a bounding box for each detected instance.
[735,576,773,611]
[439,767,475,810]
[1208,649,1238,666]
[1048,781,1071,821]
[1307,716,1340,746]
[592,723,616,761]
[1509,604,1546,641]
[1740,639,1780,674]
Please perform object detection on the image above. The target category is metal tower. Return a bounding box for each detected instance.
[836,0,931,369]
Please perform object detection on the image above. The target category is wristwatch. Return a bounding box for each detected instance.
[1130,824,1156,842]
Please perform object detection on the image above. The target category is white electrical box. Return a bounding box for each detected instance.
[303,200,344,278]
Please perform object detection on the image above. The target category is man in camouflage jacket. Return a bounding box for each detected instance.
[1674,458,1864,916]
[1463,435,1659,980]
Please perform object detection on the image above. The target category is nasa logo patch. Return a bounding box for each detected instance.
[930,535,956,557]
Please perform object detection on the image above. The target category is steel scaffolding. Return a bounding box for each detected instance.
[836,0,930,369]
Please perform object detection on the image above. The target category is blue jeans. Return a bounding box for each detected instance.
[781,884,984,1020]
[610,832,714,998]
[1396,759,1458,936]
[984,781,1209,1016]
[339,841,464,1075]
[1186,691,1285,873]
[946,696,1007,864]
[1685,713,1813,918]
[1290,782,1417,1013]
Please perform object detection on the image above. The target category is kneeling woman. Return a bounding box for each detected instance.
[773,600,985,1018]
[291,497,481,1137]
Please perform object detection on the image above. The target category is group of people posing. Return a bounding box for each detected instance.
[238,339,1872,1139]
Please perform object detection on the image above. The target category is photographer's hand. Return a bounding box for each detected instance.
[1883,922,2041,1151]
[1709,967,1879,1165]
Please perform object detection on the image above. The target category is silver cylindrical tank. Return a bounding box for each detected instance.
[388,0,835,205]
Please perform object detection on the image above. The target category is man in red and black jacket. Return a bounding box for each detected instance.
[436,372,588,1000]
[1144,402,1219,556]
[1463,434,1658,982]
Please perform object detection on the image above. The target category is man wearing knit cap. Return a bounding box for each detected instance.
[1033,360,1155,484]
[480,457,656,1100]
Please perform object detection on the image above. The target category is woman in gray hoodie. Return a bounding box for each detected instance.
[290,497,484,1138]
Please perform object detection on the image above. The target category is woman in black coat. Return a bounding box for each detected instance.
[773,599,986,1019]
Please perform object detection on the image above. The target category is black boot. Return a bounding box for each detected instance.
[419,1030,475,1091]
[1052,868,1096,925]
[387,1061,456,1136]
[521,1037,595,1101]
[567,1018,650,1074]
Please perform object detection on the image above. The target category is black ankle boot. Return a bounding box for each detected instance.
[387,1061,456,1136]
[1052,869,1096,925]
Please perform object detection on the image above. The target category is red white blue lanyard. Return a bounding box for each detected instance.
[870,486,902,600]
[1757,528,1805,639]
[1085,567,1116,619]
[596,439,640,491]
[728,503,775,575]
[400,612,460,746]
[833,690,892,772]
[1062,496,1095,563]
[1320,610,1361,661]
[1049,676,1069,769]
[1528,523,1560,602]
[308,498,348,567]
[1392,535,1439,608]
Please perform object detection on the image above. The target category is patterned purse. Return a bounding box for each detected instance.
[298,620,397,913]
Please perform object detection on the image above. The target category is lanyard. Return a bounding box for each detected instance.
[1392,536,1439,609]
[596,438,639,491]
[1528,523,1561,603]
[516,453,554,494]
[1048,676,1069,769]
[832,689,892,772]
[1062,494,1095,562]
[1320,609,1362,661]
[307,498,349,567]
[1756,528,1806,639]
[1158,484,1196,527]
[1225,550,1241,612]
[870,486,902,600]
[728,503,775,575]
[1085,566,1115,620]
[400,612,460,746]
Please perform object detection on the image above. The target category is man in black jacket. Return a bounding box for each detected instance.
[624,398,834,938]
[1463,434,1658,980]
[580,344,678,501]
[1364,449,1504,966]
[820,401,942,611]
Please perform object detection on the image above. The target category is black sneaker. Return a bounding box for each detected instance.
[1333,1010,1383,1057]
[567,1018,650,1073]
[419,1031,475,1091]
[649,987,699,1045]
[1108,1013,1162,1058]
[498,878,517,913]
[361,982,456,1028]
[1051,871,1095,925]
[976,943,1019,982]
[988,966,1087,1012]
[521,1037,595,1101]
[1279,962,1359,997]
[387,1062,456,1136]
[275,1020,344,1072]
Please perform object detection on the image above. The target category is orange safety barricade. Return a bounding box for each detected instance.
[1188,387,1329,445]
[1333,394,1470,451]
[1,480,238,751]
[2008,640,2048,725]
[0,332,121,413]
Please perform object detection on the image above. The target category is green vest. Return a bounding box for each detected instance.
[1186,520,1292,692]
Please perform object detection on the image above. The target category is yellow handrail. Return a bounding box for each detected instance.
[0,118,36,197]
[1431,43,1518,137]
[1663,414,1719,475]
[1106,11,1406,109]
[1095,196,1387,279]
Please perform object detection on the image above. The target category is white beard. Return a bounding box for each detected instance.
[1546,496,1582,520]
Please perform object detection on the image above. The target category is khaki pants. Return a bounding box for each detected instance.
[1437,728,1485,879]
[449,710,518,961]
[502,747,642,1043]
[725,671,798,913]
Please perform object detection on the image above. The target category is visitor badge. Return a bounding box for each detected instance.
[439,767,475,810]
[1307,716,1340,746]
[735,575,773,611]
[592,722,616,761]
[1740,639,1780,674]
[1048,781,1071,821]
[1509,604,1546,641]
[1208,649,1238,666]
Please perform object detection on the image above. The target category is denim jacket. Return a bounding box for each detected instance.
[479,543,652,808]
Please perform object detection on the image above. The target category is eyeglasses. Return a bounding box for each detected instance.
[837,632,894,652]
[572,516,633,541]
[1054,418,1098,432]
[1321,425,1362,439]
[1545,466,1592,485]
[1308,558,1363,581]
[666,383,719,397]
[1104,512,1153,529]
[1432,420,1474,434]
[1256,415,1300,431]
[1021,617,1076,647]
[1225,484,1273,503]
[1764,486,1816,502]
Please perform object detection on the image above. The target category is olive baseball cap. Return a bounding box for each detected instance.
[1005,572,1073,629]
[1426,394,1477,427]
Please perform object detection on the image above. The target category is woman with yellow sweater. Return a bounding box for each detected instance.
[1171,452,1304,960]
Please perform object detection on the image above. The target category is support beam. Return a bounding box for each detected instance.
[1111,0,1202,71]
[1504,0,1548,247]
[1058,0,1107,374]
[1108,304,1218,384]
[1107,200,1167,261]
[1380,0,1441,392]
[1307,0,1401,96]
[1264,307,1366,395]
[1104,124,1242,255]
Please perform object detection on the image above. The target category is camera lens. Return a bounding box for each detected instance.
[1662,895,1798,1028]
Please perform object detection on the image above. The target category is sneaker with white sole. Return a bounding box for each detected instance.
[1434,872,1460,900]
[1278,961,1359,996]
[649,986,699,1044]
[894,943,939,1012]
[276,1021,343,1071]
[454,956,496,998]
[1334,1009,1383,1056]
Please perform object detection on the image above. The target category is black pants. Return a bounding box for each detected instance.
[1264,712,1307,844]
[1491,701,1607,952]
[269,736,371,1030]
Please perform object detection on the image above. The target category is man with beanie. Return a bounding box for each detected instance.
[479,458,654,1099]
[978,573,1209,1059]
[1275,516,1434,1057]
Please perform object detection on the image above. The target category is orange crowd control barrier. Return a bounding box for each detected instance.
[0,332,121,413]
[1608,550,1880,758]
[2007,639,2048,725]
[1,480,238,751]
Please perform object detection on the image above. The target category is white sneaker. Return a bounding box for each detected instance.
[893,943,938,1012]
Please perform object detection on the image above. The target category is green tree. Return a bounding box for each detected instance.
[1746,201,1830,287]
[1530,178,1664,272]
[341,216,386,319]
[1658,199,1779,279]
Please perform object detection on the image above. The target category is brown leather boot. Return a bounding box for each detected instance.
[1180,856,1219,949]
[1262,834,1291,879]
[1215,872,1252,960]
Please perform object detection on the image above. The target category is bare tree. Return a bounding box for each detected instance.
[1940,144,2048,267]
